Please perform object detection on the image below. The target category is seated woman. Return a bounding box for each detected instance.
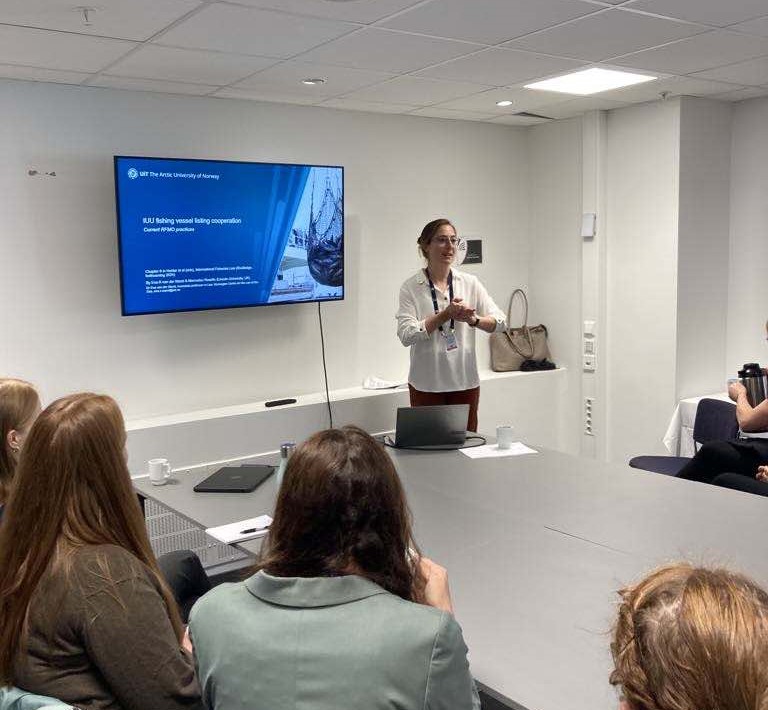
[0,378,40,521]
[189,425,480,710]
[677,321,768,485]
[0,393,202,710]
[610,562,768,710]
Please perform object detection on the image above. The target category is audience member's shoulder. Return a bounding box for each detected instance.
[68,544,151,587]
[189,581,246,623]
[373,587,448,636]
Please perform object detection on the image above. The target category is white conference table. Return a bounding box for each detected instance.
[135,443,768,710]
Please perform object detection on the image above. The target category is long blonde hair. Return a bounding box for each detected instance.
[0,393,183,684]
[0,378,40,504]
[610,563,768,710]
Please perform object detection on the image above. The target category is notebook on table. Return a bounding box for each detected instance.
[193,465,274,493]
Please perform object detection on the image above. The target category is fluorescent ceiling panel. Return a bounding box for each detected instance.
[525,67,656,95]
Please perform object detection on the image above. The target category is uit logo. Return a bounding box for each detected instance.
[127,167,139,180]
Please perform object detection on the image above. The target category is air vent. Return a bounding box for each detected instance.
[514,111,554,120]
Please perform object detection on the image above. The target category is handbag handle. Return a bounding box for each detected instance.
[506,288,528,329]
[504,289,534,359]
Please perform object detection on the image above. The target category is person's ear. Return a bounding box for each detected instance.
[6,429,21,454]
[619,699,634,710]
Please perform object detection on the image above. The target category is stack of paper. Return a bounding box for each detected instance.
[206,515,273,544]
[460,442,538,459]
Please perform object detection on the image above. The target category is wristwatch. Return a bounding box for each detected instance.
[469,315,480,328]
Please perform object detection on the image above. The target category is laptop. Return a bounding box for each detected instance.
[390,404,469,450]
[193,464,274,493]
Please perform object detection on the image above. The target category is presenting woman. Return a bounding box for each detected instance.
[396,218,505,433]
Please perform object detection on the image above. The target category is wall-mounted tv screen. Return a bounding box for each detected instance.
[114,156,344,316]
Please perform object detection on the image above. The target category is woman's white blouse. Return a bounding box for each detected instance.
[396,269,505,392]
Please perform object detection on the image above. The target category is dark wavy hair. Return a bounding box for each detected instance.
[255,426,426,602]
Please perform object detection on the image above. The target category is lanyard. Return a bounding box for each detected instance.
[425,269,454,333]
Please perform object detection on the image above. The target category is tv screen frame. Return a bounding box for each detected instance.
[114,155,345,317]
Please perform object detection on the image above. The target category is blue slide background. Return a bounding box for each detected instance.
[115,157,331,315]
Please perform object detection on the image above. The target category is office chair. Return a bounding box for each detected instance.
[157,549,212,623]
[629,398,738,476]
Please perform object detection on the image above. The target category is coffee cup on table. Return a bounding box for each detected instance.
[496,426,514,450]
[148,458,172,486]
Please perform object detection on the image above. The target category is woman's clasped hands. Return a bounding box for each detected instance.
[444,297,476,323]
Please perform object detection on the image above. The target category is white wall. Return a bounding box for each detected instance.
[676,97,731,399]
[605,100,681,462]
[0,79,529,420]
[727,97,768,373]
[528,118,583,455]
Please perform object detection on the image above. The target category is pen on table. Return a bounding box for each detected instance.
[241,525,269,535]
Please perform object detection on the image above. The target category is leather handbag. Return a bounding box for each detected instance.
[490,289,551,372]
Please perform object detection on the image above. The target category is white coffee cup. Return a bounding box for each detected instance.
[496,425,515,450]
[148,458,171,486]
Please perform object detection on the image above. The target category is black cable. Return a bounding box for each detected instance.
[317,301,333,428]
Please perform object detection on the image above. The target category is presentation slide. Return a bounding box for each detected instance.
[114,157,344,315]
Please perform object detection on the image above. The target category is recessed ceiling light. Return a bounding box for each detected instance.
[496,100,514,107]
[301,78,326,86]
[525,68,656,96]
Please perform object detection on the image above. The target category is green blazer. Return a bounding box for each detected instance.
[189,571,481,710]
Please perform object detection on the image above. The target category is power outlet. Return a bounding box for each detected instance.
[584,397,595,436]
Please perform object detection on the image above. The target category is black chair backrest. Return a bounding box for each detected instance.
[692,398,739,446]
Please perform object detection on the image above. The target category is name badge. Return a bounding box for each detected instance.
[443,331,458,352]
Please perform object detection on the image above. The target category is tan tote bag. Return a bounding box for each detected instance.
[490,289,551,372]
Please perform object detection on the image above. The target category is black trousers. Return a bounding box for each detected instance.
[676,439,768,484]
[157,550,212,623]
[713,472,768,497]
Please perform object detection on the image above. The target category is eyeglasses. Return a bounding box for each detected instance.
[433,237,459,247]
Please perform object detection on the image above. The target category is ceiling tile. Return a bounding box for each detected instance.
[343,75,491,105]
[729,15,768,38]
[156,3,359,59]
[224,0,425,24]
[0,64,90,85]
[233,61,393,97]
[108,45,277,85]
[417,47,585,86]
[490,114,553,125]
[319,97,419,113]
[0,25,135,72]
[381,0,600,45]
[0,0,202,42]
[692,56,768,85]
[431,86,571,112]
[409,107,497,121]
[213,87,324,105]
[296,28,480,73]
[712,85,768,100]
[600,75,744,101]
[505,9,706,62]
[538,95,629,118]
[612,30,768,74]
[87,75,219,95]
[624,0,768,27]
